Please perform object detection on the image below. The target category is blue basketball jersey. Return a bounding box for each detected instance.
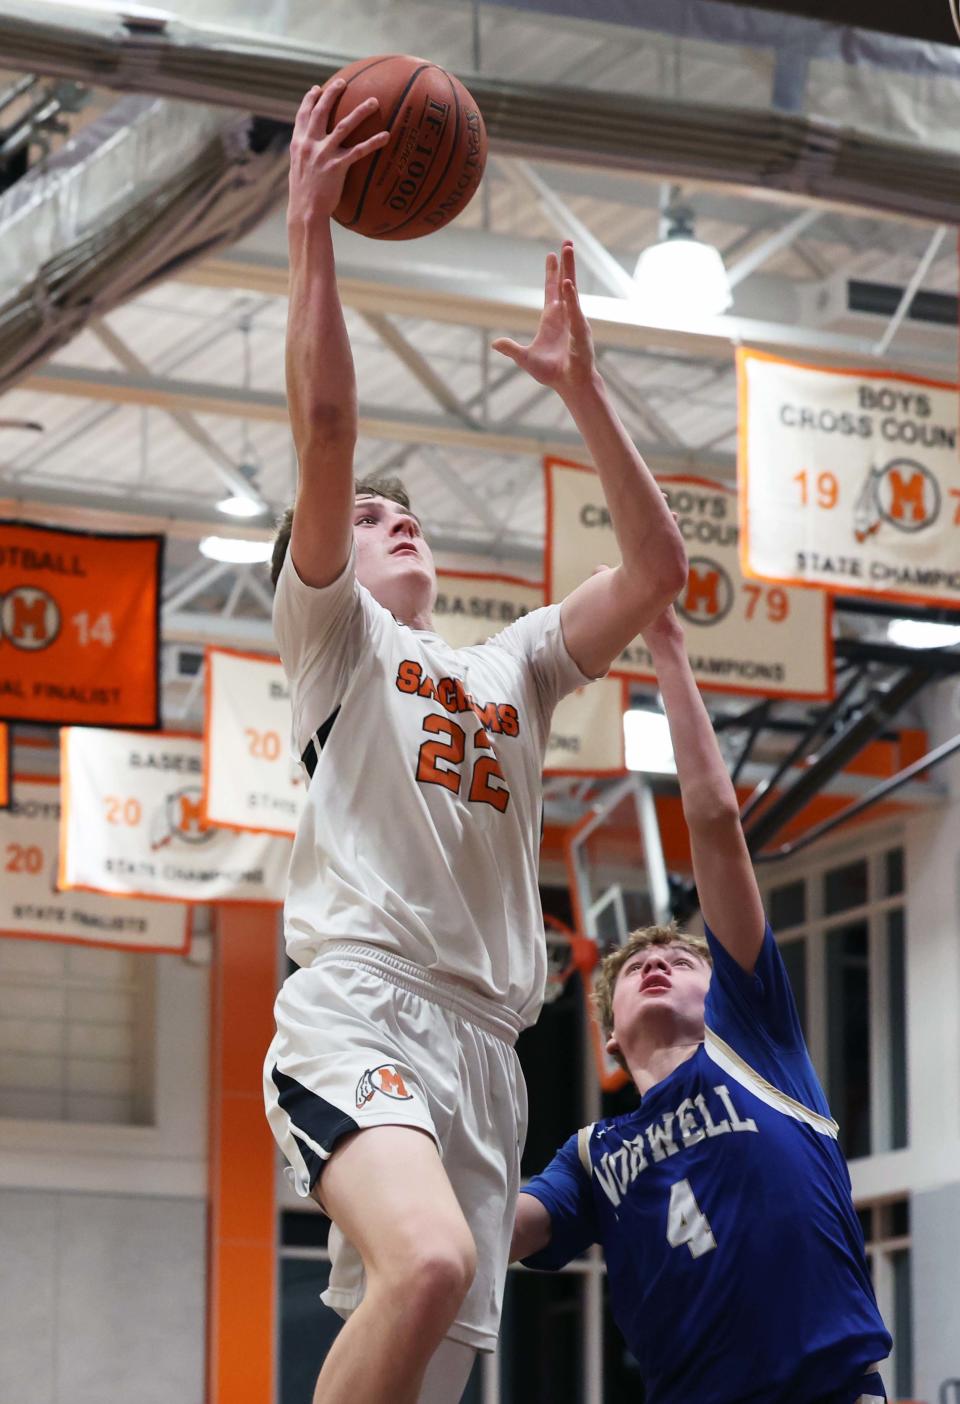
[521,923,891,1404]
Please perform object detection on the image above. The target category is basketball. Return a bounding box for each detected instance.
[325,54,487,240]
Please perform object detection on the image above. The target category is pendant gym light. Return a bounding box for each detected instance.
[633,204,733,320]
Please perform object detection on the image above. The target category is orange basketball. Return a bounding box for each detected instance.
[326,54,487,241]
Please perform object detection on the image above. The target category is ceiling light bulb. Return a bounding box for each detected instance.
[216,493,264,518]
[199,536,272,564]
[624,709,676,774]
[633,219,732,320]
[887,619,960,650]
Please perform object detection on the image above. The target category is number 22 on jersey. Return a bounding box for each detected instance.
[416,714,510,812]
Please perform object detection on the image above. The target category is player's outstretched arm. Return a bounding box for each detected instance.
[510,1193,553,1263]
[493,242,686,678]
[644,608,766,973]
[286,82,390,588]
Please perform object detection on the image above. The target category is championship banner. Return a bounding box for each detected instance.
[545,458,832,700]
[0,521,162,727]
[203,647,306,838]
[59,728,291,904]
[738,348,960,608]
[1,776,190,952]
[0,723,9,809]
[433,571,544,650]
[544,677,628,776]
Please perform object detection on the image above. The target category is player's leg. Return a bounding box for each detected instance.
[416,1339,477,1404]
[313,1124,477,1404]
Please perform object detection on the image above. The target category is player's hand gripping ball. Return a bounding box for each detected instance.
[323,54,488,240]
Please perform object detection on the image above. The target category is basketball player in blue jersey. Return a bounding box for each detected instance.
[512,605,892,1404]
[263,83,687,1404]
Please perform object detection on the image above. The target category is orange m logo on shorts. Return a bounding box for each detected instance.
[355,1063,415,1108]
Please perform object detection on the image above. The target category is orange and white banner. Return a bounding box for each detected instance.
[1,776,189,951]
[544,677,628,776]
[0,723,9,809]
[203,647,305,838]
[545,457,832,700]
[0,521,161,726]
[433,571,544,650]
[59,728,291,903]
[738,349,960,608]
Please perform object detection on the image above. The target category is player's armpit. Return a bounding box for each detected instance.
[510,1192,553,1262]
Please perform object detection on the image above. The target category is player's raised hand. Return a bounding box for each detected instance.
[288,81,391,226]
[492,241,597,395]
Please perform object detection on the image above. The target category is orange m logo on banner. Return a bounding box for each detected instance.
[11,592,53,645]
[684,567,721,617]
[887,468,928,524]
[177,790,208,838]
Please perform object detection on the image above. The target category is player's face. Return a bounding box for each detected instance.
[608,942,711,1058]
[352,494,437,623]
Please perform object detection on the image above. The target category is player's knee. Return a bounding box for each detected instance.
[388,1226,477,1322]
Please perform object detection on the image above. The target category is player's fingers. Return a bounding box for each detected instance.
[561,240,577,289]
[491,337,527,366]
[293,85,324,139]
[544,251,560,303]
[310,77,347,133]
[330,95,381,145]
[338,130,391,165]
[561,278,590,335]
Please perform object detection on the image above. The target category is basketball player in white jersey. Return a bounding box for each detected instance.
[263,82,687,1404]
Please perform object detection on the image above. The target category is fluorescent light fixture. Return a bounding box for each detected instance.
[199,536,272,564]
[887,618,960,651]
[633,208,732,320]
[216,492,264,518]
[624,709,676,775]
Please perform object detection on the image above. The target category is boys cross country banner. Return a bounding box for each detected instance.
[0,521,162,726]
[738,349,960,607]
[433,571,544,650]
[203,646,306,838]
[544,678,628,776]
[59,728,291,903]
[1,776,189,952]
[545,458,833,700]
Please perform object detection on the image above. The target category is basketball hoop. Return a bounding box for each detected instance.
[543,915,598,1004]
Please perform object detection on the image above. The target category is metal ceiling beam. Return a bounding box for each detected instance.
[90,320,269,512]
[725,208,822,290]
[19,363,736,477]
[359,312,480,429]
[182,250,959,376]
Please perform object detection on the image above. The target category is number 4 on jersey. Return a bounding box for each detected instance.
[667,1179,717,1259]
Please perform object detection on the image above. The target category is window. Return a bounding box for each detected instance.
[860,1199,912,1398]
[0,936,154,1125]
[762,837,908,1158]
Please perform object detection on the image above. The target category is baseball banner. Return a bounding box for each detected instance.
[545,457,833,700]
[544,677,628,776]
[0,723,8,809]
[59,728,291,904]
[0,521,162,727]
[738,348,960,608]
[203,647,305,837]
[0,776,190,952]
[433,571,544,650]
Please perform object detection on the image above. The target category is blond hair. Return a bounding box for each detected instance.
[593,921,712,1068]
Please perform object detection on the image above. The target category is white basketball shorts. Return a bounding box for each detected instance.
[263,940,528,1352]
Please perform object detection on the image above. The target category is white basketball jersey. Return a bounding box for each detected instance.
[274,550,590,1026]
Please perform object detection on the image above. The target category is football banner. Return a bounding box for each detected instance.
[0,723,8,809]
[0,521,162,727]
[433,571,544,650]
[203,647,305,837]
[544,678,628,776]
[738,349,960,607]
[545,458,833,700]
[0,776,190,952]
[59,728,291,903]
